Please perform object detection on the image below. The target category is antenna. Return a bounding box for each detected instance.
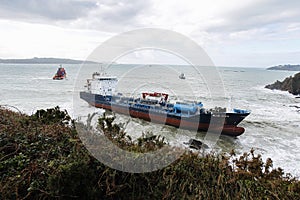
[99,63,106,76]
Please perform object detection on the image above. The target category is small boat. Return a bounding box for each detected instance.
[53,65,67,80]
[179,73,185,79]
[79,72,250,137]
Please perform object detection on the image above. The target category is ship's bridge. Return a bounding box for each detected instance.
[87,72,118,96]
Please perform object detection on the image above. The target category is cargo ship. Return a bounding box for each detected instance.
[80,72,250,136]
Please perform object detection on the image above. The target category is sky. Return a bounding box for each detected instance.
[0,0,300,67]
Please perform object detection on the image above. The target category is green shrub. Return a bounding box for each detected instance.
[1,107,299,199]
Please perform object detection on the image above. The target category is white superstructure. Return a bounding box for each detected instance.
[86,72,118,96]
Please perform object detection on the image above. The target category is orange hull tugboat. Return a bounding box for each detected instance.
[53,65,67,80]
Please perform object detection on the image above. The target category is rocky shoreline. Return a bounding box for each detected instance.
[265,72,300,96]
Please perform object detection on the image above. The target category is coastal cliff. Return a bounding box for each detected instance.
[265,72,300,95]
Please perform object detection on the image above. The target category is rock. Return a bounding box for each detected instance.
[265,72,300,95]
[184,139,208,150]
[290,105,300,108]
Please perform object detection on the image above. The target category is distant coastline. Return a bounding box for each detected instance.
[0,57,99,64]
[267,64,300,71]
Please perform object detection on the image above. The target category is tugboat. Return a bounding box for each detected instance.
[179,73,185,79]
[53,65,67,80]
[80,72,250,136]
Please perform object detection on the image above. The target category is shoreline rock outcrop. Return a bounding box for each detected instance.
[265,72,300,95]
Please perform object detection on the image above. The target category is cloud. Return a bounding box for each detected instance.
[1,0,299,35]
[0,19,113,59]
[69,0,151,32]
[95,0,147,23]
[0,0,299,66]
[0,0,97,21]
[0,0,152,33]
[206,0,300,34]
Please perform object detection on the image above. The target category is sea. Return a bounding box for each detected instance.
[0,63,299,176]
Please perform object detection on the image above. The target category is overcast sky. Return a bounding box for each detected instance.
[0,0,300,67]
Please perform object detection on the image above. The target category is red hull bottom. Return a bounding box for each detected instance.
[91,103,245,137]
[53,75,66,80]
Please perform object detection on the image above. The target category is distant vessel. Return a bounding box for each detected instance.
[53,65,67,80]
[80,72,250,136]
[179,73,185,79]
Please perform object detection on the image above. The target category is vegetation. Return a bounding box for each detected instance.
[1,106,300,199]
